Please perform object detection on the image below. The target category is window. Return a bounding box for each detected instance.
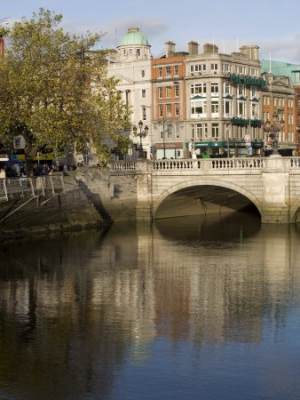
[158,67,162,78]
[158,104,163,117]
[211,123,219,138]
[238,84,245,96]
[167,123,172,138]
[191,83,207,95]
[166,103,172,117]
[174,65,179,75]
[263,111,270,122]
[222,64,230,72]
[250,86,257,97]
[158,87,163,98]
[191,64,206,73]
[263,96,270,106]
[223,100,232,115]
[238,101,246,116]
[175,103,180,117]
[142,106,147,121]
[211,83,219,95]
[175,123,180,138]
[166,86,172,98]
[142,89,146,99]
[211,101,219,114]
[175,84,179,97]
[224,82,231,95]
[191,123,205,139]
[136,49,140,56]
[251,103,259,118]
[211,63,218,71]
[166,66,171,77]
[141,70,145,77]
[191,100,207,116]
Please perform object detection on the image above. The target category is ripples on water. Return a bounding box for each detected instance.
[0,212,300,399]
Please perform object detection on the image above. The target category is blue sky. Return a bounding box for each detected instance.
[2,0,300,64]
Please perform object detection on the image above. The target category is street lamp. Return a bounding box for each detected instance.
[264,113,284,156]
[133,120,148,158]
[225,122,231,158]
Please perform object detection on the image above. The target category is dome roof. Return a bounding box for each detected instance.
[118,28,149,47]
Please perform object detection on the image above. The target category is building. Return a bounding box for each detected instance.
[151,41,187,159]
[261,73,296,155]
[107,28,152,158]
[108,29,297,159]
[151,42,266,158]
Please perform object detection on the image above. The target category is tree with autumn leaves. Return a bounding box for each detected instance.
[0,9,130,175]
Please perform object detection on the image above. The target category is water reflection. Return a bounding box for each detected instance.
[0,215,300,399]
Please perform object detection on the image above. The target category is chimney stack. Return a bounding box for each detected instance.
[188,41,199,55]
[165,41,176,58]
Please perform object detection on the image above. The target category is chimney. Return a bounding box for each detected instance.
[165,41,176,58]
[188,41,199,55]
[203,43,219,54]
[240,45,260,61]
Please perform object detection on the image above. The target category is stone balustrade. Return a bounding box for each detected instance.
[111,157,300,172]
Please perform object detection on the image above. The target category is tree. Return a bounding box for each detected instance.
[0,8,130,175]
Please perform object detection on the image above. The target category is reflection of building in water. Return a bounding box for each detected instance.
[1,221,300,387]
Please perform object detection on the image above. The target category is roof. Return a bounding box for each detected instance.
[118,28,149,47]
[261,59,300,84]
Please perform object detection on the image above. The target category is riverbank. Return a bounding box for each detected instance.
[0,172,106,240]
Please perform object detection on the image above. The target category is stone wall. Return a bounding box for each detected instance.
[0,172,104,238]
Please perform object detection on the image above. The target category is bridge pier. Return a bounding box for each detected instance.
[261,156,291,223]
[135,160,152,222]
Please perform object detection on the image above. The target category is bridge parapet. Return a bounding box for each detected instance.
[110,157,300,174]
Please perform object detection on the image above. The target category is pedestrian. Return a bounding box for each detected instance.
[0,168,6,179]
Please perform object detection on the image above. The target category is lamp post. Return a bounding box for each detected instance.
[264,113,284,156]
[225,122,231,158]
[133,120,148,158]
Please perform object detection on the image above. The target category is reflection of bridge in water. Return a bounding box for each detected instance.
[109,156,300,224]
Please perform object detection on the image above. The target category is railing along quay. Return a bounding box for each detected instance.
[0,174,65,203]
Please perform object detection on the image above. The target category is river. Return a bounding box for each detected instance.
[0,212,300,399]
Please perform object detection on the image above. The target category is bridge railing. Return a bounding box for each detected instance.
[151,157,265,170]
[110,157,266,171]
[110,157,300,173]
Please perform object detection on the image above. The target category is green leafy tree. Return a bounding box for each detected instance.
[0,8,129,174]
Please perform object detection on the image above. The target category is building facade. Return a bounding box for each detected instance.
[108,29,297,159]
[107,28,153,158]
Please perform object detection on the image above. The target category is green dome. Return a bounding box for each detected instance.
[118,28,149,47]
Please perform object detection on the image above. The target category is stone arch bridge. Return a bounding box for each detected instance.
[98,156,300,224]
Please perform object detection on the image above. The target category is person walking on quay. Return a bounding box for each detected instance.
[0,167,6,179]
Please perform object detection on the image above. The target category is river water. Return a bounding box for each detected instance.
[1,213,300,400]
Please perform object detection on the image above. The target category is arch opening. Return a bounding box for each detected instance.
[154,185,261,220]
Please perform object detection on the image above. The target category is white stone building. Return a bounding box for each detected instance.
[107,28,153,158]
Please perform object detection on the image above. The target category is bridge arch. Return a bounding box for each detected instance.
[152,176,263,219]
[290,201,300,223]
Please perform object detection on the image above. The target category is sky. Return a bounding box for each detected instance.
[2,0,300,64]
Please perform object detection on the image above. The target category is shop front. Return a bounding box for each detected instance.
[186,140,264,158]
[154,142,184,159]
